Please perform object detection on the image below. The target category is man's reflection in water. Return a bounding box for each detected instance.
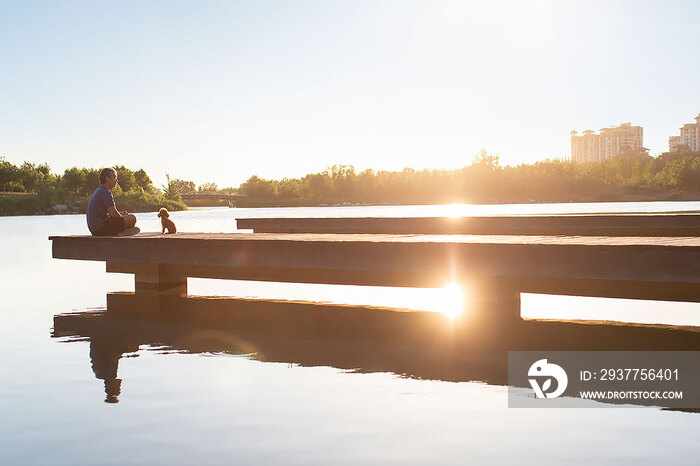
[89,340,138,403]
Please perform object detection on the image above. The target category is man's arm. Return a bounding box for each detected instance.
[107,206,122,218]
[101,188,122,219]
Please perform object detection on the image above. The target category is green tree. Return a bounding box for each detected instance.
[4,181,25,192]
[277,178,302,199]
[113,165,137,192]
[62,167,86,195]
[198,182,218,193]
[471,149,500,170]
[134,169,154,192]
[326,164,356,200]
[162,174,182,201]
[657,155,700,190]
[0,157,19,191]
[170,179,196,195]
[302,172,332,200]
[37,163,51,177]
[240,175,277,199]
[18,162,41,192]
[81,168,101,196]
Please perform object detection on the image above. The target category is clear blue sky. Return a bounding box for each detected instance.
[1,0,699,187]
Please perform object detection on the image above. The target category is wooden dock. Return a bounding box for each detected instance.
[50,232,700,326]
[236,214,700,236]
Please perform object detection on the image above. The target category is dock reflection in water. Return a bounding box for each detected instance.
[52,293,700,406]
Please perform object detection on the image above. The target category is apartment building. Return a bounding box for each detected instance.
[668,114,700,152]
[570,122,643,163]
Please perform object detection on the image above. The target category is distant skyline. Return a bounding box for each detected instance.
[2,0,700,187]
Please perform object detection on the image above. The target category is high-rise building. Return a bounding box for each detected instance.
[668,136,681,152]
[570,122,643,163]
[668,114,700,152]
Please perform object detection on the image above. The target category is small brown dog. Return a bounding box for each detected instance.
[157,207,177,234]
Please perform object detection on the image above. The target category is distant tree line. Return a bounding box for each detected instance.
[223,149,700,205]
[2,148,700,215]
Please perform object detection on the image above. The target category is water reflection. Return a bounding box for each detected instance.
[90,340,133,403]
[53,293,700,407]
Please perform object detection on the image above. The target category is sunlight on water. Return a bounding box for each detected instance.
[189,279,700,327]
[189,278,466,317]
[522,294,700,327]
[444,204,468,218]
[439,282,465,318]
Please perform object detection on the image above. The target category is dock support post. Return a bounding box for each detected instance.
[132,264,187,297]
[107,262,187,308]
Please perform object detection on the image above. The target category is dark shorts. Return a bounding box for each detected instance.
[92,216,126,236]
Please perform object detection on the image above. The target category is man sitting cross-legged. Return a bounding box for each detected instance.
[86,167,138,236]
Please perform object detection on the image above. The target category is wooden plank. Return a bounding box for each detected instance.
[50,233,700,302]
[106,262,700,303]
[236,215,700,236]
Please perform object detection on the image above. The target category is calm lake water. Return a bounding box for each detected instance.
[1,202,699,465]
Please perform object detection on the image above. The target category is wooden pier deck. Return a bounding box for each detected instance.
[50,232,700,325]
[236,214,700,236]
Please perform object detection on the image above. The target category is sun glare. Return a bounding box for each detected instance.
[438,282,465,318]
[444,203,469,218]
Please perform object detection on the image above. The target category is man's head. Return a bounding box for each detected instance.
[99,168,118,190]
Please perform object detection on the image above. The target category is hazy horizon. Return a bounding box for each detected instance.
[2,0,699,188]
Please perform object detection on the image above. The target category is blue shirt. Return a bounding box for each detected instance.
[86,185,116,233]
